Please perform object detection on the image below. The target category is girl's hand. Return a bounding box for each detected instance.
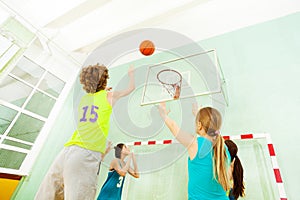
[128,152,134,158]
[158,102,170,120]
[192,102,203,116]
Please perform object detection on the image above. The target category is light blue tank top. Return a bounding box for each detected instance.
[188,137,231,200]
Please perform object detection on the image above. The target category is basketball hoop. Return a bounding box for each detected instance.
[157,69,182,99]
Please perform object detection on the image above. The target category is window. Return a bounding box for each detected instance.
[0,34,20,72]
[0,56,65,175]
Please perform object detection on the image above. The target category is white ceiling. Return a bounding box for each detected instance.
[0,0,300,55]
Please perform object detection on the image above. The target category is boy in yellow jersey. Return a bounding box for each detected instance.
[35,64,135,200]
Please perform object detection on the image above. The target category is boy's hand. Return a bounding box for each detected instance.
[128,65,134,76]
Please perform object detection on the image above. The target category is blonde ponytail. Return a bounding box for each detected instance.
[196,107,230,191]
[213,134,230,191]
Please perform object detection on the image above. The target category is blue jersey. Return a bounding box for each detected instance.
[188,137,231,200]
[97,166,125,200]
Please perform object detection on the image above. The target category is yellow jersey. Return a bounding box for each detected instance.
[65,90,112,153]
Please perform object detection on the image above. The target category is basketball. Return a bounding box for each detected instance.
[139,40,155,56]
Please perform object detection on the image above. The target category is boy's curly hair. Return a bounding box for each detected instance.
[80,64,109,93]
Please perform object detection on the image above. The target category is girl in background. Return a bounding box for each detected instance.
[97,143,139,200]
[225,139,245,200]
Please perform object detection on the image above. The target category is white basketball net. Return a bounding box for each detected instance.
[157,69,182,98]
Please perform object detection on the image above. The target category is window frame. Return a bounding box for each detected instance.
[0,55,68,176]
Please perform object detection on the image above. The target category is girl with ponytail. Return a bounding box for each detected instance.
[159,103,231,199]
[225,140,245,200]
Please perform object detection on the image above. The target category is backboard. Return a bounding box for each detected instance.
[140,49,227,106]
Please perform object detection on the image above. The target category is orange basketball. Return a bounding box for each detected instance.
[139,40,155,56]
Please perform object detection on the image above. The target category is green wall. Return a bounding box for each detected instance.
[13,12,300,199]
[199,12,300,199]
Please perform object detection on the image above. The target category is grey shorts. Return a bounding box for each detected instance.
[35,145,101,200]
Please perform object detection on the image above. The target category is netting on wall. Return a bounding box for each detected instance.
[103,134,287,200]
[123,143,188,200]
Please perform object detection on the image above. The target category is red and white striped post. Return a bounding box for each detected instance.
[125,133,287,200]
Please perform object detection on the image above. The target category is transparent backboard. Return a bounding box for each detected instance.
[141,49,227,106]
